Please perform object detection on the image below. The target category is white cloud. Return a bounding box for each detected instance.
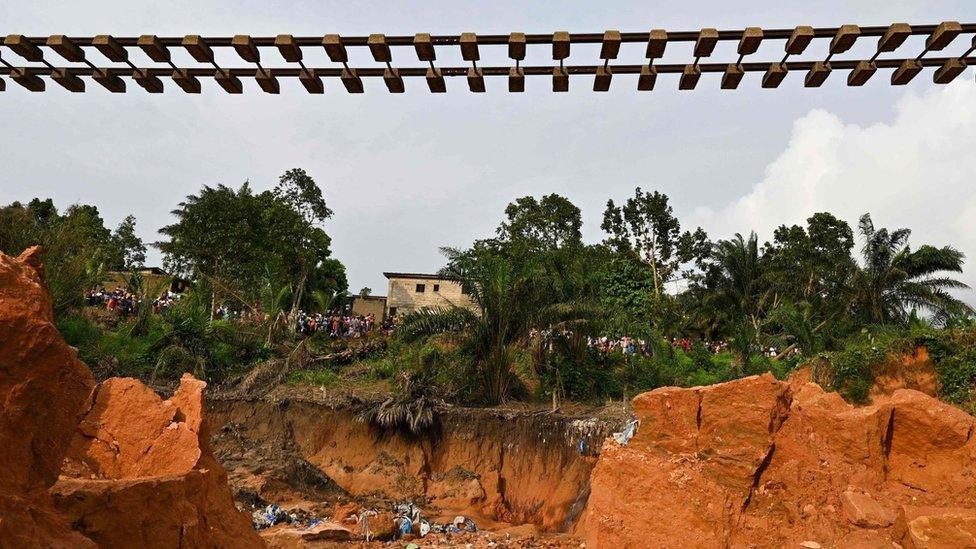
[691,73,976,302]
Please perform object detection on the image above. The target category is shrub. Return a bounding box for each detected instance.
[826,343,886,404]
[936,355,976,406]
[57,314,103,349]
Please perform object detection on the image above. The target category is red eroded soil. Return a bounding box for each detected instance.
[0,247,96,547]
[583,373,976,548]
[52,374,263,547]
[870,346,939,398]
[209,399,612,534]
[0,248,263,547]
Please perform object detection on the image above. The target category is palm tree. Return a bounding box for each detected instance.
[398,250,593,404]
[849,214,973,324]
[705,232,770,366]
[150,291,229,383]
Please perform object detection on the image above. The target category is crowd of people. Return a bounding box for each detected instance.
[528,328,736,357]
[214,303,271,323]
[82,287,801,360]
[86,287,182,316]
[84,286,396,339]
[669,337,731,355]
[295,311,391,337]
[82,287,795,356]
[589,335,730,356]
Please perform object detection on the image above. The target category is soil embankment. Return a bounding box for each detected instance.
[0,248,261,548]
[583,373,976,548]
[209,397,620,535]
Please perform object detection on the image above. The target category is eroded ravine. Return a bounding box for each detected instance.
[209,397,623,534]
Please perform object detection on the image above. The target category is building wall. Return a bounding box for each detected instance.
[385,277,477,316]
[351,296,387,319]
[100,270,173,294]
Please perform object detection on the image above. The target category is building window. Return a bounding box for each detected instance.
[389,307,397,317]
[433,284,440,292]
[415,284,425,293]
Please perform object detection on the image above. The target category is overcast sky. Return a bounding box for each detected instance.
[1,1,974,302]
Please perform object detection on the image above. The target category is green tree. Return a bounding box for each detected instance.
[702,232,770,367]
[595,254,655,325]
[112,214,147,269]
[273,168,333,224]
[763,212,857,355]
[0,201,45,254]
[602,188,708,298]
[497,194,583,251]
[850,213,973,324]
[765,212,855,307]
[305,258,348,312]
[399,249,594,404]
[158,171,341,320]
[158,183,269,308]
[0,199,124,317]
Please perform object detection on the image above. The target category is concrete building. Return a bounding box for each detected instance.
[100,267,189,294]
[351,294,387,319]
[383,272,478,317]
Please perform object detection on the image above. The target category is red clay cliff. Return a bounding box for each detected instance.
[583,373,976,548]
[0,247,96,547]
[0,248,262,547]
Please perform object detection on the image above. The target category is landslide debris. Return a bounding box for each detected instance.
[0,248,263,547]
[52,374,264,547]
[0,246,95,547]
[583,373,976,548]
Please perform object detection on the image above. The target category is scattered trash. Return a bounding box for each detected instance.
[393,501,421,523]
[251,510,272,530]
[251,504,290,530]
[612,418,639,446]
[396,516,413,538]
[393,501,427,539]
[450,515,477,533]
[249,502,324,531]
[405,543,420,549]
[356,509,378,542]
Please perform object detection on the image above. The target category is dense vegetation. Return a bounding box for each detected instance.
[3,174,976,410]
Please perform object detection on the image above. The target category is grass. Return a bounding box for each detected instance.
[285,368,343,387]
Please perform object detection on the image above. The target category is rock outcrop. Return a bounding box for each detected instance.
[0,247,96,548]
[0,248,263,547]
[52,374,264,548]
[583,373,976,549]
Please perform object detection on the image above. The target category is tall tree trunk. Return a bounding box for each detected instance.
[648,232,661,298]
[289,271,307,333]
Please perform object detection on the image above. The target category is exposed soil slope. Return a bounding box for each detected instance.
[52,374,264,548]
[583,373,976,548]
[0,248,262,547]
[210,398,616,533]
[0,247,95,547]
[7,244,976,548]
